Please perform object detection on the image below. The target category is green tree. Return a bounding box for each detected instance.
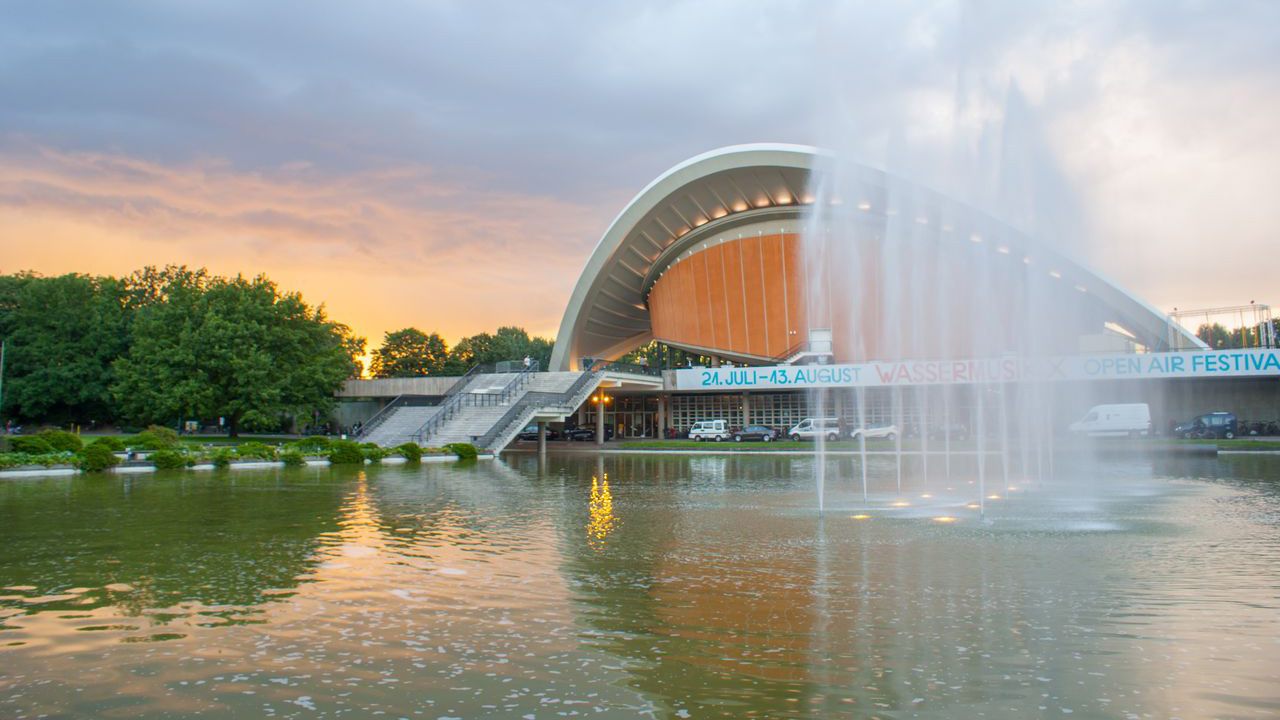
[111,271,363,436]
[369,328,450,377]
[0,272,130,424]
[449,326,553,370]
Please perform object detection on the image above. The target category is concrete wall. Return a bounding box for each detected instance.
[333,399,382,431]
[338,376,461,398]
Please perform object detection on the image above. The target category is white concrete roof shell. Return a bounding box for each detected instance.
[550,144,1203,370]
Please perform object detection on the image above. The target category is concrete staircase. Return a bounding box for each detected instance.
[360,405,441,448]
[426,404,516,446]
[411,370,599,450]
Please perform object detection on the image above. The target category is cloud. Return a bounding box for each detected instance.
[0,0,1277,347]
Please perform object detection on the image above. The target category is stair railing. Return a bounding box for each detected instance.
[411,360,540,445]
[410,364,482,444]
[475,369,600,451]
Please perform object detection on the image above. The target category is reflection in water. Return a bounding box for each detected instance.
[1,454,1278,718]
[587,473,617,546]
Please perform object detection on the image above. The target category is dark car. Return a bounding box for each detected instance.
[565,426,614,441]
[733,425,779,442]
[1173,412,1237,439]
[516,425,561,441]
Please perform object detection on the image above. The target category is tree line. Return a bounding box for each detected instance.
[1195,320,1280,350]
[368,326,553,378]
[0,267,558,432]
[0,266,362,434]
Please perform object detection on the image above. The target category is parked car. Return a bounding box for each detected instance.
[926,421,968,440]
[1069,403,1152,437]
[733,425,779,442]
[1173,411,1237,439]
[689,419,732,442]
[516,425,560,441]
[788,418,842,442]
[849,424,898,441]
[565,426,613,441]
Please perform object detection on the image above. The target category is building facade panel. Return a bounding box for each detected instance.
[648,233,808,360]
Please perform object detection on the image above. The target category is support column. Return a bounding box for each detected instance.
[741,392,751,430]
[596,394,606,446]
[656,394,667,439]
[537,420,547,456]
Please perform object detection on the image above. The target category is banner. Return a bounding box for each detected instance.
[672,348,1280,391]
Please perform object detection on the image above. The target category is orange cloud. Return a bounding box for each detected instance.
[0,143,616,352]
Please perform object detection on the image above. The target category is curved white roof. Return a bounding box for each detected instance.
[550,144,1202,370]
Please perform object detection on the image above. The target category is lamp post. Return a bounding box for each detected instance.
[593,390,609,447]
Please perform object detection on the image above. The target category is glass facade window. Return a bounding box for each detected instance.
[669,394,746,431]
[747,392,810,431]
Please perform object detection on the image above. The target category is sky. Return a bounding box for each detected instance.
[2,0,1278,353]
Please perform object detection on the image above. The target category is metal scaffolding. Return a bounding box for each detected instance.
[1170,303,1275,349]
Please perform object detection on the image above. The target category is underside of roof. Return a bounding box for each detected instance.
[550,144,1203,370]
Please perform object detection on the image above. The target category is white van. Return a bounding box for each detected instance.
[1069,403,1151,437]
[688,419,731,442]
[788,418,842,442]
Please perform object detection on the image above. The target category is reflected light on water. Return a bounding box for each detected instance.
[587,474,617,546]
[932,516,958,524]
[850,514,872,520]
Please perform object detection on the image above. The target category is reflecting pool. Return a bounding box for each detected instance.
[2,453,1278,718]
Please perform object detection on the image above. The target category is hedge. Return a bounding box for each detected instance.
[9,435,55,454]
[39,430,83,453]
[78,443,121,472]
[280,449,307,467]
[396,443,423,462]
[444,442,479,460]
[235,441,277,460]
[327,440,366,465]
[150,448,190,469]
[89,436,126,452]
[132,426,179,450]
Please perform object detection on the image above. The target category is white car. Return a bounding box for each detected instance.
[788,418,842,442]
[688,419,731,442]
[849,424,897,441]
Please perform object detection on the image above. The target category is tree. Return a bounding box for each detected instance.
[449,326,553,370]
[369,328,450,378]
[0,272,130,424]
[111,271,363,436]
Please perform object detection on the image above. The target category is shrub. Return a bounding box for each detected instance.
[327,440,366,465]
[9,435,54,455]
[89,436,126,452]
[280,449,306,467]
[445,442,479,460]
[209,447,234,469]
[396,443,423,462]
[39,430,83,453]
[150,448,189,470]
[293,436,331,452]
[133,425,179,450]
[235,441,277,460]
[78,443,121,472]
[359,442,388,462]
[0,452,72,468]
